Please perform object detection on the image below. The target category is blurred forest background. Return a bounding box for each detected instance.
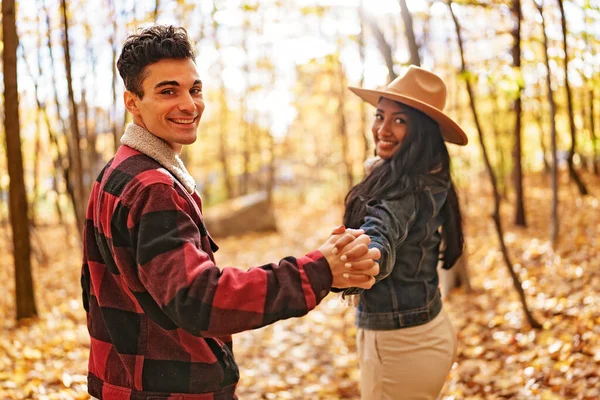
[1,0,599,398]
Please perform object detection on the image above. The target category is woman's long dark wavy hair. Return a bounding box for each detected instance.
[343,100,464,269]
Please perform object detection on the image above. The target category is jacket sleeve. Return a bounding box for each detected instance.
[342,194,416,296]
[123,182,332,337]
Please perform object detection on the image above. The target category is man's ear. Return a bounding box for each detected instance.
[124,91,140,116]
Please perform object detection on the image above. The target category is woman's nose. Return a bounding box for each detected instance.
[377,121,392,136]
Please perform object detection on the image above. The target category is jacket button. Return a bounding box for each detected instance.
[320,289,328,298]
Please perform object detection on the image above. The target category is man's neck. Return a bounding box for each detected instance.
[131,119,182,154]
[120,123,195,194]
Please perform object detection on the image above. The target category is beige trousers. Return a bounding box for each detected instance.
[356,308,457,400]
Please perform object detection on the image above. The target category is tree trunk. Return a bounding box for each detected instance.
[28,11,45,227]
[154,0,160,21]
[1,187,11,246]
[580,83,591,172]
[455,254,472,292]
[511,0,526,226]
[2,0,38,320]
[336,57,354,191]
[32,101,42,227]
[398,0,421,66]
[591,88,599,175]
[83,22,100,188]
[239,16,251,196]
[368,20,397,81]
[240,117,249,197]
[536,1,560,245]
[557,0,588,195]
[583,4,598,175]
[61,0,86,236]
[358,4,370,162]
[119,2,132,139]
[81,82,95,207]
[212,5,234,199]
[108,0,120,151]
[447,0,541,329]
[538,115,551,174]
[44,0,75,228]
[24,6,68,231]
[44,0,68,140]
[440,252,472,297]
[490,85,508,200]
[534,87,551,174]
[258,11,277,206]
[218,98,233,198]
[48,125,69,233]
[265,132,276,206]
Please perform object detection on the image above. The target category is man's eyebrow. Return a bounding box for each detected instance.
[154,80,180,89]
[154,79,202,89]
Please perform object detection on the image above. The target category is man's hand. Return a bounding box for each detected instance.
[318,225,381,289]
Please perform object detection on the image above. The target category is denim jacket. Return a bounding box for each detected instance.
[349,176,450,330]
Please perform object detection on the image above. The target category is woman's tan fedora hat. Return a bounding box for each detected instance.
[349,65,468,146]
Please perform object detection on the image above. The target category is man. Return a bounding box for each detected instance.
[81,25,380,400]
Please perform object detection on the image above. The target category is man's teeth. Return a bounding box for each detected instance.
[172,118,195,124]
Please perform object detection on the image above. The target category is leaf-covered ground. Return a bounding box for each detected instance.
[0,172,598,399]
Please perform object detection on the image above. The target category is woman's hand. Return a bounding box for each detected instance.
[318,225,381,289]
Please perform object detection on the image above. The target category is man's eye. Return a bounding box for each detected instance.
[191,88,203,94]
[161,89,175,95]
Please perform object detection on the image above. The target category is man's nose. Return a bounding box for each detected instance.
[179,93,196,112]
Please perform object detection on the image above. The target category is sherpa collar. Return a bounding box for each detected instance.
[120,123,196,194]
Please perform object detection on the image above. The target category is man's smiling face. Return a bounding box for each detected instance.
[124,58,204,154]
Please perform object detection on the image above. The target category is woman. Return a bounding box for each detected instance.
[343,66,468,399]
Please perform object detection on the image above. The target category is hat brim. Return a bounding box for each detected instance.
[348,86,468,146]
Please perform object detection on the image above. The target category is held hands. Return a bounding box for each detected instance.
[318,225,381,290]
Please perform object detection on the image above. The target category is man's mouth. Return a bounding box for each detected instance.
[169,117,197,125]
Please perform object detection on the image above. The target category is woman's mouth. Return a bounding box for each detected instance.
[378,139,398,148]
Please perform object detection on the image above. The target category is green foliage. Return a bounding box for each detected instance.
[489,67,525,102]
[458,70,476,83]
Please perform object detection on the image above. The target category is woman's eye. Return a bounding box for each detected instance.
[375,114,383,120]
[395,118,405,124]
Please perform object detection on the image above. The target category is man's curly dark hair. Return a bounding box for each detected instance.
[116,25,197,98]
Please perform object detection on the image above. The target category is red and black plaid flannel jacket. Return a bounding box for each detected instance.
[81,145,332,399]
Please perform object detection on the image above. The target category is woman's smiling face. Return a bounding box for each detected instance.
[371,97,410,159]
